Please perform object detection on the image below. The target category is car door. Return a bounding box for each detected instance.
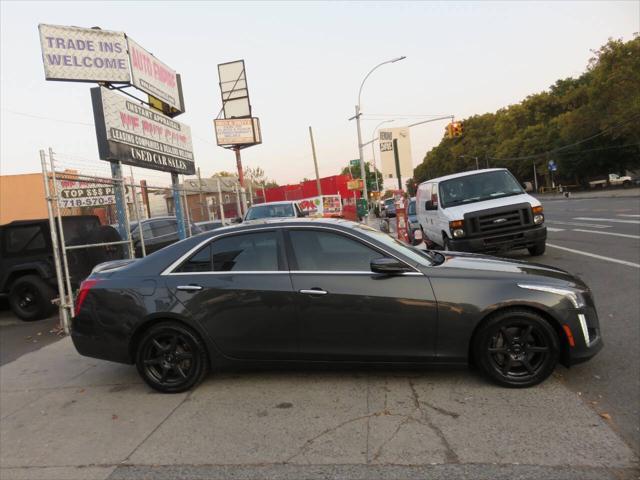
[164,229,298,360]
[286,227,437,361]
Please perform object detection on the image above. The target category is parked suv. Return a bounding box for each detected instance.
[0,216,122,320]
[416,168,546,255]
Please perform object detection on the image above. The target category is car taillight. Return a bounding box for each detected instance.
[75,279,99,314]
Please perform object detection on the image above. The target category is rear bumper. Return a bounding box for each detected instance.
[449,225,546,253]
[71,314,132,364]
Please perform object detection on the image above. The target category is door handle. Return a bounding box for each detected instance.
[299,289,328,295]
[177,285,203,292]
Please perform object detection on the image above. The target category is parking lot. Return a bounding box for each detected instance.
[1,195,638,480]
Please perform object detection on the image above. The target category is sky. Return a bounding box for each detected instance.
[1,1,638,187]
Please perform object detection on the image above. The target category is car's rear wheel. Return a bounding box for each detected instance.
[136,322,209,393]
[473,309,559,388]
[8,275,56,321]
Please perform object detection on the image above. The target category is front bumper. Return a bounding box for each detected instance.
[565,306,604,366]
[449,225,547,253]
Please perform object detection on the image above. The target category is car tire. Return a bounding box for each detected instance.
[8,275,56,321]
[473,309,559,388]
[528,242,546,256]
[136,322,209,393]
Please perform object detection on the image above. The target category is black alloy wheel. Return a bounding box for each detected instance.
[136,322,209,393]
[473,309,559,387]
[8,275,55,321]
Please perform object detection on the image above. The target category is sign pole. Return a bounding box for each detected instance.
[216,177,226,224]
[129,166,146,257]
[172,173,187,240]
[234,146,248,215]
[309,126,322,196]
[111,162,133,257]
[235,183,242,219]
[393,139,402,190]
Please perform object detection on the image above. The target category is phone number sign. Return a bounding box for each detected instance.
[57,180,129,208]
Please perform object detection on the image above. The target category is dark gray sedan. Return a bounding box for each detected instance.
[71,218,602,393]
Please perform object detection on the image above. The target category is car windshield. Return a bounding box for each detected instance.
[407,200,416,215]
[245,203,295,220]
[352,224,443,266]
[439,170,524,208]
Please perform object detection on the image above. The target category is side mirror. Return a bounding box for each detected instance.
[425,200,438,211]
[370,257,412,275]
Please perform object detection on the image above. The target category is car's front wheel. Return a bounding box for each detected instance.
[473,309,559,388]
[8,275,56,321]
[528,241,546,256]
[136,322,209,393]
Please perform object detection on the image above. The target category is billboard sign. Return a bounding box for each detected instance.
[218,60,251,119]
[91,86,195,175]
[297,195,342,217]
[56,179,131,208]
[127,37,184,112]
[379,128,413,187]
[214,118,261,145]
[347,179,364,190]
[38,24,130,83]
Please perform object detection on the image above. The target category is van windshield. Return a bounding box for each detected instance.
[439,170,524,208]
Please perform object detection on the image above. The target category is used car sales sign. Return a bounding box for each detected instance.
[91,86,195,175]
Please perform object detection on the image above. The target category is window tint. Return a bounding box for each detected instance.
[290,230,385,272]
[152,220,178,237]
[178,244,212,273]
[245,204,295,220]
[211,231,279,271]
[5,226,46,254]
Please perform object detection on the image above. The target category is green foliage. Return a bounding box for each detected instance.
[414,36,640,186]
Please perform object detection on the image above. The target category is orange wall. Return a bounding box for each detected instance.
[0,173,48,224]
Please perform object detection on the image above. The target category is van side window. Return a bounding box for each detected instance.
[431,184,439,206]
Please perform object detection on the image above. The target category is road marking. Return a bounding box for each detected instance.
[546,227,565,232]
[618,214,640,218]
[547,243,640,268]
[572,229,640,240]
[546,220,611,229]
[573,217,640,224]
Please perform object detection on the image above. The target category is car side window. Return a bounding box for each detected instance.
[211,231,279,271]
[177,244,212,273]
[289,229,386,272]
[152,220,178,238]
[5,226,46,254]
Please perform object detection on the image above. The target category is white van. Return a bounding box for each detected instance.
[415,168,546,255]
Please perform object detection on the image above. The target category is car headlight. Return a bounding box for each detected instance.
[532,205,544,224]
[449,220,464,238]
[517,284,586,308]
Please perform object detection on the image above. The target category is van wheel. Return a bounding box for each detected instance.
[8,275,56,321]
[528,242,546,256]
[442,235,451,251]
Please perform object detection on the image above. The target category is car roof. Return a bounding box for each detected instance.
[248,200,297,207]
[419,168,508,185]
[202,217,360,235]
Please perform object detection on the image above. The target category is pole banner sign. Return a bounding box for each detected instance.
[127,37,184,112]
[214,118,262,146]
[56,178,133,208]
[38,24,131,83]
[379,128,413,186]
[91,86,195,175]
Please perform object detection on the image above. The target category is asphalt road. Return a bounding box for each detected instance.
[521,196,640,454]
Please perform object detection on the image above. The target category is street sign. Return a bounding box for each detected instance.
[548,160,557,172]
[91,86,195,175]
[349,159,360,167]
[347,179,364,190]
[38,24,130,83]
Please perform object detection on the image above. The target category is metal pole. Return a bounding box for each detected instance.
[309,126,322,196]
[235,183,242,220]
[234,147,248,215]
[48,148,75,320]
[262,182,266,203]
[533,161,539,193]
[393,139,402,190]
[355,105,368,212]
[111,162,133,258]
[129,167,146,257]
[475,157,479,170]
[197,167,208,221]
[171,172,187,239]
[140,179,151,218]
[216,177,226,224]
[40,150,69,334]
[248,182,253,206]
[181,175,192,237]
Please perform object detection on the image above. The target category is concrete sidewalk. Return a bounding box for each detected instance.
[1,339,638,480]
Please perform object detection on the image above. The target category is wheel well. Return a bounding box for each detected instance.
[5,270,41,290]
[467,305,570,367]
[128,317,210,364]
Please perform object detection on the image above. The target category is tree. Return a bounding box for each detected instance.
[340,161,384,192]
[413,35,640,187]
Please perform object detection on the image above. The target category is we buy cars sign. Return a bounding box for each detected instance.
[298,195,342,217]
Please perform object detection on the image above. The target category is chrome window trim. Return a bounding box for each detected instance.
[161,225,421,276]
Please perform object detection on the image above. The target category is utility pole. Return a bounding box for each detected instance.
[309,126,322,196]
[234,146,247,215]
[533,160,539,192]
[393,139,402,190]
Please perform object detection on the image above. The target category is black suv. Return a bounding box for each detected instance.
[0,216,122,320]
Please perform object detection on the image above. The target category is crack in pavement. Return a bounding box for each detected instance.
[408,379,460,464]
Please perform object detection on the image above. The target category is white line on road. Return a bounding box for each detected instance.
[546,220,611,228]
[617,214,640,218]
[572,229,640,240]
[547,243,640,268]
[573,217,640,224]
[546,227,565,232]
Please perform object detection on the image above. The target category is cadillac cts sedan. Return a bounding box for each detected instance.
[71,218,602,393]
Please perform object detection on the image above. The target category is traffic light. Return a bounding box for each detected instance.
[445,123,454,139]
[455,122,464,137]
[445,122,464,138]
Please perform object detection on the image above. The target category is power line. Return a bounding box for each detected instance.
[1,108,94,127]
